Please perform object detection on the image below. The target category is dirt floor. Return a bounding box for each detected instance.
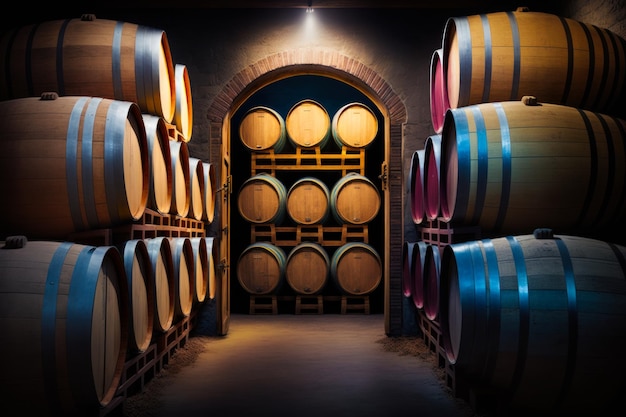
[123,316,479,417]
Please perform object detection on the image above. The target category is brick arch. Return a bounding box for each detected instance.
[207,49,407,124]
[208,49,406,336]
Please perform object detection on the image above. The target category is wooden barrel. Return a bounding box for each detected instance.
[286,99,331,148]
[142,114,173,215]
[145,237,174,333]
[331,102,378,148]
[439,231,626,414]
[0,239,128,414]
[173,63,193,141]
[286,176,331,225]
[237,242,286,295]
[204,237,218,300]
[169,237,195,321]
[402,241,416,298]
[330,242,382,296]
[430,48,448,134]
[439,99,626,235]
[423,134,442,221]
[188,157,206,221]
[0,14,176,122]
[408,149,425,224]
[410,240,429,310]
[443,10,626,116]
[330,173,380,224]
[285,242,330,295]
[0,94,148,239]
[119,239,154,354]
[239,106,287,152]
[202,162,217,223]
[238,173,287,224]
[190,237,209,304]
[422,243,441,321]
[402,240,428,303]
[168,140,191,218]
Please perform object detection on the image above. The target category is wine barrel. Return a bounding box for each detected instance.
[142,114,173,215]
[330,173,380,224]
[238,173,287,224]
[286,176,331,225]
[0,14,175,122]
[286,99,331,148]
[202,162,218,223]
[285,242,330,295]
[145,237,175,333]
[204,237,218,300]
[331,102,378,148]
[439,99,626,235]
[188,157,206,221]
[169,237,195,321]
[443,10,626,116]
[410,240,429,310]
[402,241,416,298]
[422,244,441,321]
[239,106,287,152]
[237,242,286,295]
[0,240,128,415]
[118,239,154,354]
[173,63,193,141]
[0,94,148,239]
[439,231,626,414]
[423,134,442,221]
[169,140,191,218]
[408,149,425,224]
[430,48,448,134]
[330,242,382,296]
[190,237,209,304]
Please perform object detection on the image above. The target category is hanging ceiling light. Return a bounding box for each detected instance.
[306,0,314,13]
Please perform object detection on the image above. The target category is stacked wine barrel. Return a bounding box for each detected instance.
[236,99,382,310]
[0,14,218,416]
[405,8,626,416]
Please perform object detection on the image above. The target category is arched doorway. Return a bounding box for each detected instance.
[208,56,406,336]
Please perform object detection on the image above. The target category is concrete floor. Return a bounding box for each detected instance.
[142,313,476,417]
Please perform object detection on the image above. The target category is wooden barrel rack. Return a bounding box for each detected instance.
[99,313,197,416]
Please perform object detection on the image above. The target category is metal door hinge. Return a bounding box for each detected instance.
[216,175,232,198]
[378,161,388,190]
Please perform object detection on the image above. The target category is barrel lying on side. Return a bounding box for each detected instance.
[118,239,154,355]
[0,94,148,240]
[0,239,128,415]
[286,99,331,149]
[142,114,173,215]
[286,242,330,295]
[331,102,378,149]
[439,99,626,235]
[442,10,626,116]
[238,173,287,224]
[239,106,287,152]
[237,242,286,295]
[439,231,626,414]
[330,173,380,225]
[145,237,175,333]
[0,14,176,122]
[330,242,382,296]
[286,176,331,225]
[408,149,425,225]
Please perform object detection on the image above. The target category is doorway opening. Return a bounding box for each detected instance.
[228,74,387,315]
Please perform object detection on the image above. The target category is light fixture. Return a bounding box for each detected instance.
[306,0,314,13]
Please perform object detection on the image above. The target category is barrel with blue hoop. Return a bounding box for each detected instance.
[438,231,626,414]
[443,9,626,116]
[439,98,626,235]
